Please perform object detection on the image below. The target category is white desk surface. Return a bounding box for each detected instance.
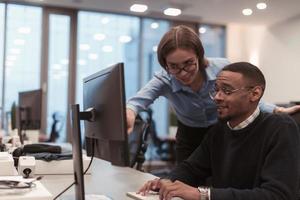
[40,158,159,200]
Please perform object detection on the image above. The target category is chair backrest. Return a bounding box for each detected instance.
[128,115,150,169]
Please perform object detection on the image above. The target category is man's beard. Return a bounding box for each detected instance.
[218,115,231,123]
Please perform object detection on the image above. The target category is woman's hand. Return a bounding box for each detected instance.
[274,105,300,115]
[126,108,137,134]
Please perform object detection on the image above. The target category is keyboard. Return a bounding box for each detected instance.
[126,191,159,200]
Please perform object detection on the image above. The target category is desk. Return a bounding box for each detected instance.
[41,158,158,199]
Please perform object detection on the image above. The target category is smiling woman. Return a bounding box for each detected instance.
[126,25,232,164]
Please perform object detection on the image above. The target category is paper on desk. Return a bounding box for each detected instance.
[0,176,52,200]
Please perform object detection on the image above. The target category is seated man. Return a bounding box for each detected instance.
[138,62,300,200]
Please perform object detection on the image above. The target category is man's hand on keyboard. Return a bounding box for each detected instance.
[138,178,201,200]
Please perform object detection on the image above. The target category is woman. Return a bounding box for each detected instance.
[126,25,300,164]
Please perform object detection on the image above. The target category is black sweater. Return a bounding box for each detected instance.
[168,112,300,200]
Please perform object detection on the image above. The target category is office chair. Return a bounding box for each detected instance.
[146,109,176,163]
[47,112,64,143]
[128,114,150,171]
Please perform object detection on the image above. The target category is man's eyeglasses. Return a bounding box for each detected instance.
[209,86,254,99]
[166,60,197,75]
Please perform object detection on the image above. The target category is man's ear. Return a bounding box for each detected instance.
[249,86,263,102]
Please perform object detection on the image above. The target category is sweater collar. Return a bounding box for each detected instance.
[227,106,260,130]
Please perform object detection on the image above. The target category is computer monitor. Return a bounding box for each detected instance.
[17,89,42,144]
[70,62,129,200]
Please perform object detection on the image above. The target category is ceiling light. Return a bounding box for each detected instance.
[150,22,159,29]
[199,27,207,34]
[79,44,90,51]
[242,8,253,16]
[163,8,182,16]
[102,45,113,53]
[88,53,98,60]
[94,33,106,41]
[130,4,148,13]
[119,35,132,43]
[18,27,31,34]
[256,2,267,10]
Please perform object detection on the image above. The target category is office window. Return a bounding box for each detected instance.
[76,11,140,106]
[141,19,170,136]
[47,14,70,141]
[0,3,4,109]
[199,24,226,57]
[4,4,42,112]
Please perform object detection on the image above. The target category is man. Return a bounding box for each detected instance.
[138,62,300,200]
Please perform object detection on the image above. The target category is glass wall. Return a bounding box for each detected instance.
[199,24,226,57]
[0,3,4,114]
[4,4,42,112]
[46,14,71,141]
[141,19,170,136]
[0,3,226,141]
[76,11,140,106]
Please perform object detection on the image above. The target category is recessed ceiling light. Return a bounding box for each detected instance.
[256,2,267,10]
[199,27,206,34]
[150,22,159,29]
[130,4,148,13]
[163,8,182,16]
[242,8,253,16]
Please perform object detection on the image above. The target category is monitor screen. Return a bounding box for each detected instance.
[18,89,42,130]
[83,63,129,167]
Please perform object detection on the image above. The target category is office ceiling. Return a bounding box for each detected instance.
[17,0,300,25]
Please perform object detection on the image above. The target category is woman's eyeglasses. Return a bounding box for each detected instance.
[166,60,197,75]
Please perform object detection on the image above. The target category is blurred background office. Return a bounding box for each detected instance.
[0,0,299,153]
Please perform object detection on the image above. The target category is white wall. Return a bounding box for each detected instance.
[226,16,300,104]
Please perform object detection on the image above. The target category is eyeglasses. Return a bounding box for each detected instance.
[209,86,254,99]
[166,60,197,75]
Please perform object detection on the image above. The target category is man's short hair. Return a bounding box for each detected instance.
[222,62,266,92]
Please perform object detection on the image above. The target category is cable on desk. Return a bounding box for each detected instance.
[53,140,95,200]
